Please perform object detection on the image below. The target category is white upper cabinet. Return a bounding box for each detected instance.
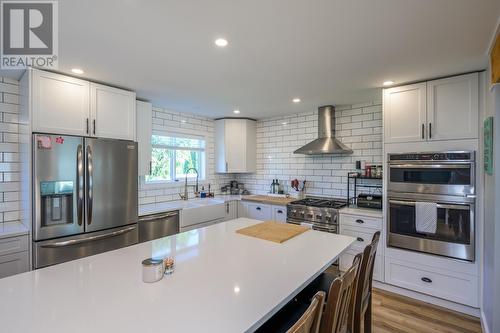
[427,73,478,141]
[383,73,479,144]
[136,100,152,176]
[32,69,90,136]
[383,83,427,144]
[28,68,136,141]
[215,119,256,173]
[90,83,136,140]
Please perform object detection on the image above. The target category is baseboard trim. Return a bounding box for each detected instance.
[373,281,480,317]
[481,309,490,333]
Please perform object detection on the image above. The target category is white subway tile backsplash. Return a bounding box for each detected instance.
[237,102,383,199]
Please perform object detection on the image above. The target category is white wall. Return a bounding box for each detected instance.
[237,101,383,198]
[0,77,21,232]
[138,107,235,209]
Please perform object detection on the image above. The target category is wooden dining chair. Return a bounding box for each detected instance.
[286,291,326,333]
[349,231,381,333]
[319,253,361,333]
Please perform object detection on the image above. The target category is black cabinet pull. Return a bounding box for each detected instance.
[93,119,96,135]
[421,277,432,283]
[421,124,424,139]
[355,219,364,224]
[429,123,432,139]
[357,237,364,242]
[256,207,261,211]
[86,118,89,134]
[277,210,283,214]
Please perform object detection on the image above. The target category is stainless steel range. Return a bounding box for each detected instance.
[287,197,347,233]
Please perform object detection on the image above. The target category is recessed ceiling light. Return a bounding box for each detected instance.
[383,80,395,86]
[233,110,240,114]
[292,98,301,103]
[71,68,84,75]
[214,38,228,47]
[281,122,287,125]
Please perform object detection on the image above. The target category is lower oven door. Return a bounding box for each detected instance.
[387,194,474,261]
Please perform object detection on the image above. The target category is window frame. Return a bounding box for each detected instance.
[145,132,207,184]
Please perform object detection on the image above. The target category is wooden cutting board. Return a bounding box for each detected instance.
[241,195,296,205]
[236,221,309,243]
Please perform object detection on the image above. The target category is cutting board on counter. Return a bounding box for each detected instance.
[242,195,296,205]
[236,221,309,243]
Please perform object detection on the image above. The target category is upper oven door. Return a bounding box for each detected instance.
[388,162,475,196]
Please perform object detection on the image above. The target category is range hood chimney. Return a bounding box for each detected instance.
[293,105,353,155]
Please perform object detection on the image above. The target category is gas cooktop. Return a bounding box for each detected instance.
[290,197,347,209]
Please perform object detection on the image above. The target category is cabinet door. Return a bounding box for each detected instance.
[427,73,478,141]
[245,202,272,220]
[32,69,90,136]
[136,101,152,176]
[225,119,246,172]
[225,201,238,221]
[0,251,29,279]
[383,83,427,143]
[90,83,136,140]
[272,205,287,223]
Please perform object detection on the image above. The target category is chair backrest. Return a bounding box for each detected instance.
[319,254,361,333]
[287,291,326,333]
[350,231,381,332]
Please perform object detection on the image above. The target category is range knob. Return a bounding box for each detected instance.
[325,215,332,222]
[433,153,440,160]
[291,209,297,214]
[316,214,322,219]
[306,213,314,218]
[300,211,305,216]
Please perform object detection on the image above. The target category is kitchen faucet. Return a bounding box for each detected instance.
[179,167,199,200]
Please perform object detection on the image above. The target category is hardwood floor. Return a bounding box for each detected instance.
[371,289,482,333]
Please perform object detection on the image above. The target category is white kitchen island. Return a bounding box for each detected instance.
[0,218,355,333]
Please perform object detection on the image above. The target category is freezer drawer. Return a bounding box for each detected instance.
[138,211,179,243]
[33,224,138,269]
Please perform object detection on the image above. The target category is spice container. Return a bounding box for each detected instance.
[164,257,175,275]
[142,258,164,283]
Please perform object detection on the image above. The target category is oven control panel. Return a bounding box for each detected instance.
[389,151,474,162]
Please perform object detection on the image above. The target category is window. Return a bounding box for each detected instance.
[146,134,206,183]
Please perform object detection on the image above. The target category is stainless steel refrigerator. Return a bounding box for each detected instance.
[32,134,138,268]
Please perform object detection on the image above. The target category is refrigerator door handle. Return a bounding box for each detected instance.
[76,144,84,226]
[87,145,93,225]
[40,225,137,248]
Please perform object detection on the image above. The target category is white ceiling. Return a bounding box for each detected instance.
[2,0,499,119]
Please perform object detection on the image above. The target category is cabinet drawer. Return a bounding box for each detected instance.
[0,235,29,256]
[340,250,383,282]
[385,257,478,307]
[245,203,272,221]
[340,214,382,230]
[272,206,287,223]
[341,226,381,253]
[0,251,29,279]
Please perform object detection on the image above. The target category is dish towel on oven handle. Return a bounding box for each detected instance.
[415,202,437,234]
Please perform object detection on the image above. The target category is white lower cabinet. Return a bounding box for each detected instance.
[340,251,383,282]
[272,206,287,223]
[0,235,30,279]
[224,201,238,221]
[384,256,478,307]
[339,210,383,282]
[240,201,287,222]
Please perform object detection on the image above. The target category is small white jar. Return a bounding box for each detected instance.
[142,258,164,283]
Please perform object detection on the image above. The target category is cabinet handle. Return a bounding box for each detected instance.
[355,219,364,224]
[86,118,89,134]
[226,203,229,213]
[256,207,261,211]
[93,119,96,135]
[356,237,364,242]
[225,162,228,172]
[277,210,283,214]
[421,277,432,283]
[149,161,152,175]
[429,123,432,139]
[421,124,424,139]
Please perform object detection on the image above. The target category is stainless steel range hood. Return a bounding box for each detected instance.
[294,105,353,155]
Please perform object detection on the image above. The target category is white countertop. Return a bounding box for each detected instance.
[0,218,355,333]
[139,195,242,216]
[339,206,383,218]
[0,222,29,240]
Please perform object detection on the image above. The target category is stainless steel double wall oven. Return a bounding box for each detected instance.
[387,151,475,261]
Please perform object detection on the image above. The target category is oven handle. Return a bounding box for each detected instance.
[388,199,470,210]
[389,164,470,169]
